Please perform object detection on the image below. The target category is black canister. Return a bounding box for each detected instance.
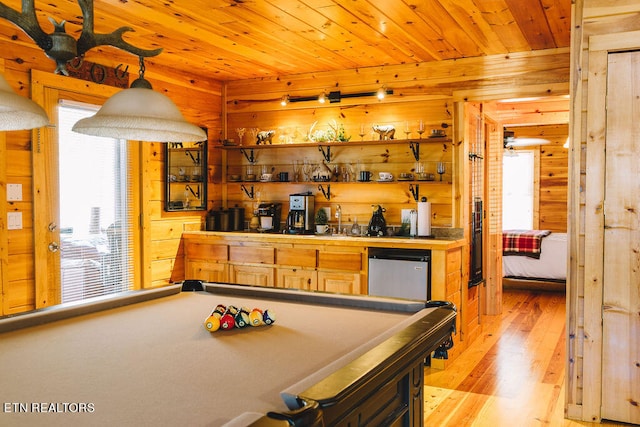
[229,206,245,231]
[205,210,220,231]
[219,210,230,231]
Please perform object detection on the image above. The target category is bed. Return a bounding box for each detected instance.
[502,230,567,291]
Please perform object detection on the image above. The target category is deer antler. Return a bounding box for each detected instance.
[0,0,162,75]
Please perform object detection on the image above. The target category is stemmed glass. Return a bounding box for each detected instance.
[248,128,258,145]
[236,128,245,145]
[358,124,366,141]
[302,159,313,182]
[437,162,446,181]
[292,160,301,182]
[404,121,411,139]
[417,120,425,139]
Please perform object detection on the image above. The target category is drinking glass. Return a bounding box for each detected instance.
[236,128,245,145]
[437,162,445,181]
[293,160,301,182]
[417,120,425,139]
[359,124,366,141]
[404,121,411,139]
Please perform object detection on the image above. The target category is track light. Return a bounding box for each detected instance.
[284,88,393,105]
[280,95,289,106]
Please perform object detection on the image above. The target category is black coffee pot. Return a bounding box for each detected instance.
[367,205,387,236]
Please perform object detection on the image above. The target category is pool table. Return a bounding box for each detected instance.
[0,281,455,427]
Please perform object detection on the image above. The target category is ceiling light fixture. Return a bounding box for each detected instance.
[72,57,206,142]
[0,72,49,130]
[1,1,204,142]
[318,91,326,104]
[280,95,289,107]
[376,86,386,100]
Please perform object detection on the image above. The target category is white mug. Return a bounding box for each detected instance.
[316,224,329,234]
[379,172,393,181]
[261,173,273,181]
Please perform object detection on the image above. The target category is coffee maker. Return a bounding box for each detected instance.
[257,203,282,232]
[286,192,315,234]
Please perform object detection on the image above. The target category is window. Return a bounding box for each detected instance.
[57,101,134,302]
[502,151,534,230]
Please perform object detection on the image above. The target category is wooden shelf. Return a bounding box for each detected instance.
[215,137,451,150]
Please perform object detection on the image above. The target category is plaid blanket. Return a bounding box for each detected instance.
[503,230,551,259]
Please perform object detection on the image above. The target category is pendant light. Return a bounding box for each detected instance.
[73,57,206,142]
[0,73,49,131]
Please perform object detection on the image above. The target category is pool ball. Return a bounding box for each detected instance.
[219,313,235,330]
[249,309,263,326]
[204,315,220,332]
[212,304,226,318]
[262,309,276,325]
[234,309,250,328]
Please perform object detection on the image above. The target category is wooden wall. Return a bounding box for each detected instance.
[0,37,223,314]
[566,0,640,423]
[1,30,570,318]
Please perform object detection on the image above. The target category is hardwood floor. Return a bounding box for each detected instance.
[424,289,628,427]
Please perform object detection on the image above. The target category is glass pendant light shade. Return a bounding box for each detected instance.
[0,73,49,131]
[72,87,206,142]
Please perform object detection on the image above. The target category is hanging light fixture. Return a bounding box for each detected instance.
[0,72,49,130]
[73,57,206,142]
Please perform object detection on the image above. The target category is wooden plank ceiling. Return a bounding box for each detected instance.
[0,0,572,82]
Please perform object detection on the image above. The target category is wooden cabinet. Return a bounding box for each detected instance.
[317,271,361,294]
[230,264,275,287]
[277,267,317,290]
[164,138,208,211]
[184,240,228,282]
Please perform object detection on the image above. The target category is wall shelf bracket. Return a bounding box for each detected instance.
[240,148,255,163]
[318,184,331,201]
[241,184,254,199]
[318,145,331,163]
[409,184,419,202]
[410,142,420,161]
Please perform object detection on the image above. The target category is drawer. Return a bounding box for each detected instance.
[185,242,228,261]
[317,251,362,271]
[277,247,316,268]
[229,245,275,264]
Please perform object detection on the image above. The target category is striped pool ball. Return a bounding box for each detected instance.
[212,304,226,319]
[234,309,250,328]
[262,309,276,325]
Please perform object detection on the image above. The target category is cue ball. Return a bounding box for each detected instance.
[262,309,276,325]
[204,315,220,332]
[219,313,235,330]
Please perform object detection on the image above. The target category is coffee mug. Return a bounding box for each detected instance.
[261,173,273,181]
[278,172,289,182]
[316,224,329,234]
[378,172,393,181]
[359,171,372,182]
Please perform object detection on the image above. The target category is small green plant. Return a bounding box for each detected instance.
[315,208,328,225]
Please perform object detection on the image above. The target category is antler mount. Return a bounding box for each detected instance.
[0,0,162,74]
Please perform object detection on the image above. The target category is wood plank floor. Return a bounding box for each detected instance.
[423,289,628,427]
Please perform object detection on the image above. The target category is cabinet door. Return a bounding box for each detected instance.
[317,271,361,294]
[230,264,274,287]
[277,267,317,290]
[186,260,228,283]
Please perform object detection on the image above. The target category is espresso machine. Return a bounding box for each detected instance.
[286,192,315,234]
[257,202,282,232]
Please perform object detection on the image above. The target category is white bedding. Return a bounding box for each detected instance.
[502,232,567,280]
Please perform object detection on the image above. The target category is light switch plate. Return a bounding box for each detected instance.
[8,212,23,230]
[7,183,22,201]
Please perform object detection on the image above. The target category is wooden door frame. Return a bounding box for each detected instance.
[582,30,640,422]
[30,70,146,308]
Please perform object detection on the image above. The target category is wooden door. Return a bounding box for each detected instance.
[601,50,640,424]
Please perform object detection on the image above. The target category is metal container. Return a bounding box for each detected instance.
[229,206,245,231]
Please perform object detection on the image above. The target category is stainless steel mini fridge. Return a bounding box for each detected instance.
[368,248,431,301]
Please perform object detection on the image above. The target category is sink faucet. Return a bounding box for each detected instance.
[335,205,342,234]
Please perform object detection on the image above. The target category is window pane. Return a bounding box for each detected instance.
[502,151,534,230]
[57,102,133,302]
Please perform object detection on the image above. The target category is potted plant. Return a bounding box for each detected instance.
[315,208,329,234]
